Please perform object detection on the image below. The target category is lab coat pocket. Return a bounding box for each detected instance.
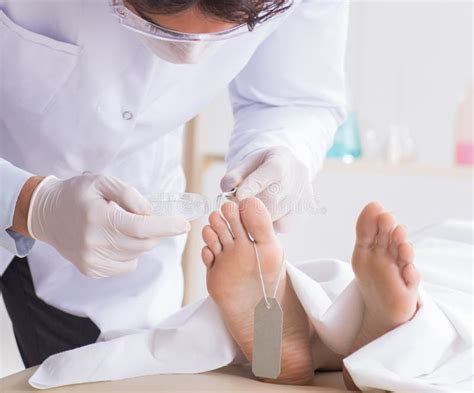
[0,10,81,114]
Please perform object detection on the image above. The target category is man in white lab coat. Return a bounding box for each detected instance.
[0,0,347,367]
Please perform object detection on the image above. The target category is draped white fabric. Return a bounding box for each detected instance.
[29,221,473,392]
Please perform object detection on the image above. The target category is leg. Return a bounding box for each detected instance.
[202,198,314,385]
[343,202,420,390]
[1,257,100,367]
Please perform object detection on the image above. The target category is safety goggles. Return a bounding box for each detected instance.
[111,0,256,42]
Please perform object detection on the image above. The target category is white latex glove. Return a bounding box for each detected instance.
[221,146,315,233]
[27,174,190,278]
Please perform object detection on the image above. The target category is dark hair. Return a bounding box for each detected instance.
[127,0,292,30]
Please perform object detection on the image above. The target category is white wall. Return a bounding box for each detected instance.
[345,1,473,165]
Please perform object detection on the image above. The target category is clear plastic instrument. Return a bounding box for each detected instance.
[147,188,237,221]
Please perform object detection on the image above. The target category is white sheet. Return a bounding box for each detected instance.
[29,221,474,392]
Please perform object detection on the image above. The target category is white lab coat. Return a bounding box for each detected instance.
[0,0,347,333]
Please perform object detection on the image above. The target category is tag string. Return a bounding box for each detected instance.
[252,240,285,309]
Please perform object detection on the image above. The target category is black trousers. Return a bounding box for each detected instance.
[0,257,100,368]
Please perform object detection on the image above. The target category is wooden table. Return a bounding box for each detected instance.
[1,365,350,393]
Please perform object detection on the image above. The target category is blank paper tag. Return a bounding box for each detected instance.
[252,297,283,379]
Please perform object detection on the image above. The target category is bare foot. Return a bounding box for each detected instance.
[202,197,314,385]
[343,202,420,390]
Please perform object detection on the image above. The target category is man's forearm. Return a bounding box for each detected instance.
[10,176,45,237]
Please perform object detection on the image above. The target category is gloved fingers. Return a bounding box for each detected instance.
[78,257,138,278]
[101,260,137,278]
[110,208,190,239]
[220,151,266,192]
[110,236,162,257]
[252,186,291,219]
[235,157,284,201]
[94,175,153,215]
[99,259,138,276]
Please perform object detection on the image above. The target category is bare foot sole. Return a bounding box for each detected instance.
[202,197,314,385]
[343,202,421,390]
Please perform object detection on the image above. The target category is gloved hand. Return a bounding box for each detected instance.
[27,174,190,278]
[220,146,315,233]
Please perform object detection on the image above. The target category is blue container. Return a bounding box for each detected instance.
[327,112,362,161]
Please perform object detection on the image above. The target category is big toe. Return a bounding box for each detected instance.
[239,197,275,243]
[355,202,385,248]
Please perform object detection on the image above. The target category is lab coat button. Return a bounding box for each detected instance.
[122,111,134,121]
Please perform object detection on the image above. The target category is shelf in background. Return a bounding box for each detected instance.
[202,153,472,179]
[322,159,473,179]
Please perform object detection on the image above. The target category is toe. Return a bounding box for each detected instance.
[202,225,222,255]
[401,263,420,290]
[221,202,247,239]
[376,212,396,249]
[397,242,414,266]
[355,202,384,248]
[239,197,275,243]
[209,211,234,247]
[201,246,215,269]
[389,225,407,256]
